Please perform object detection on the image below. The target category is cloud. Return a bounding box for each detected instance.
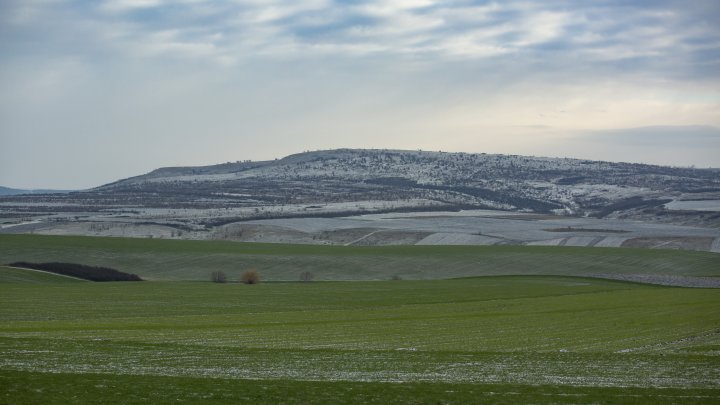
[547,126,720,168]
[1,0,719,188]
[586,125,720,148]
[133,29,221,59]
[3,0,718,72]
[99,0,164,13]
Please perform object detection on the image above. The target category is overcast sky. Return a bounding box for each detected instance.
[1,0,719,189]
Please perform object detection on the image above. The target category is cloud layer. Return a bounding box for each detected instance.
[4,1,718,71]
[1,0,719,188]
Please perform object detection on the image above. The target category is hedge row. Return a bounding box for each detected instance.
[9,262,143,282]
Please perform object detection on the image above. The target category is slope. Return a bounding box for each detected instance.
[1,234,718,284]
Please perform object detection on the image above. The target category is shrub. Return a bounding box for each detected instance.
[299,271,314,282]
[241,269,260,284]
[211,270,227,283]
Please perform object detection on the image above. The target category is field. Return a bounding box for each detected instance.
[1,235,719,403]
[1,234,719,286]
[1,276,719,403]
[5,208,720,252]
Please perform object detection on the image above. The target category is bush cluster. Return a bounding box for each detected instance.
[241,269,260,284]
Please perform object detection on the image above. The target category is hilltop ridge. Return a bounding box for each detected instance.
[96,148,719,217]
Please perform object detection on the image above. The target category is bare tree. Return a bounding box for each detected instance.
[299,271,314,282]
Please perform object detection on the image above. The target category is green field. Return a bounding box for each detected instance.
[1,234,718,281]
[1,275,720,403]
[1,235,719,403]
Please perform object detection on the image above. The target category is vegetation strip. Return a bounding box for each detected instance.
[7,261,142,282]
[0,266,85,284]
[1,266,88,282]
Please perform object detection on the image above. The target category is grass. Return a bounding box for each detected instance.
[1,277,719,403]
[1,234,718,281]
[4,371,719,404]
[1,235,719,402]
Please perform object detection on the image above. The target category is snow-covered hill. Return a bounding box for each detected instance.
[2,149,719,234]
[99,148,719,219]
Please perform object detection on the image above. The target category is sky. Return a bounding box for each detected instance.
[1,0,719,189]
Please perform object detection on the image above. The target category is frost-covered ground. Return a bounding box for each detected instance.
[1,278,718,394]
[666,200,720,211]
[3,208,719,252]
[237,210,720,251]
[2,149,719,249]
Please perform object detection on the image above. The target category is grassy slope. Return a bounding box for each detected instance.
[0,266,84,283]
[5,371,719,405]
[1,277,719,403]
[1,234,718,281]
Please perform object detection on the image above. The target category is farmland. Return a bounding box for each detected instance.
[2,275,720,403]
[1,235,719,403]
[1,234,719,286]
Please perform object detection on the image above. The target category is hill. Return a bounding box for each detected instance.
[99,149,720,217]
[1,149,718,245]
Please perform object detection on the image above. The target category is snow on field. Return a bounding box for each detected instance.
[3,348,718,388]
[527,238,565,246]
[131,210,720,249]
[88,199,445,226]
[528,236,635,247]
[3,202,718,250]
[567,184,653,200]
[593,237,631,248]
[139,210,710,243]
[712,238,720,253]
[415,233,500,245]
[665,200,720,212]
[0,220,42,230]
[245,217,376,233]
[563,236,601,247]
